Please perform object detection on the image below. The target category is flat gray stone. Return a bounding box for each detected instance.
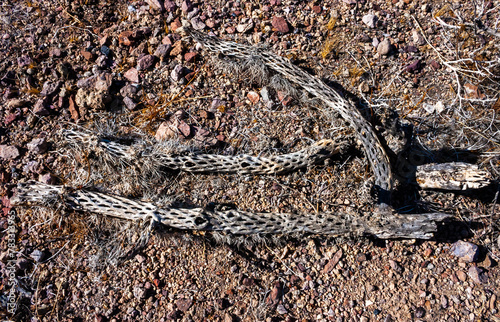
[451,240,479,263]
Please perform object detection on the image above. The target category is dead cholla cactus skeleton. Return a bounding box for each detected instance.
[11,27,494,244]
[179,24,395,205]
[416,163,493,191]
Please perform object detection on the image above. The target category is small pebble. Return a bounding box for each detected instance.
[30,249,46,262]
[171,65,185,82]
[154,44,172,59]
[181,0,193,13]
[27,138,48,154]
[191,17,206,30]
[39,173,56,184]
[277,304,287,314]
[123,96,137,110]
[247,91,259,104]
[124,68,140,83]
[362,14,377,28]
[377,39,392,55]
[415,307,425,318]
[272,16,290,33]
[176,298,193,312]
[0,145,20,160]
[137,55,156,70]
[468,266,488,284]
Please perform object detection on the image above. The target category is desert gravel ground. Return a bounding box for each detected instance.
[1,0,500,321]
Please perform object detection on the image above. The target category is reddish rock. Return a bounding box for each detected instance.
[356,253,367,263]
[0,145,20,160]
[133,27,151,39]
[118,31,134,46]
[178,121,191,137]
[176,298,193,312]
[480,254,493,268]
[181,0,193,13]
[464,83,485,99]
[226,26,236,34]
[170,18,182,32]
[99,35,110,46]
[137,55,156,70]
[120,84,138,97]
[199,110,211,119]
[277,91,293,106]
[1,196,11,216]
[170,41,184,56]
[242,277,255,287]
[312,5,322,13]
[289,275,300,285]
[193,127,209,137]
[58,96,66,109]
[4,113,18,125]
[164,0,177,12]
[68,95,79,120]
[131,42,148,56]
[124,68,140,83]
[405,60,422,73]
[322,249,343,274]
[0,170,11,184]
[266,282,283,305]
[123,96,137,110]
[162,35,173,45]
[184,52,198,63]
[430,59,441,70]
[389,260,403,273]
[272,16,290,33]
[206,18,216,28]
[184,71,196,81]
[247,91,259,104]
[81,49,94,61]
